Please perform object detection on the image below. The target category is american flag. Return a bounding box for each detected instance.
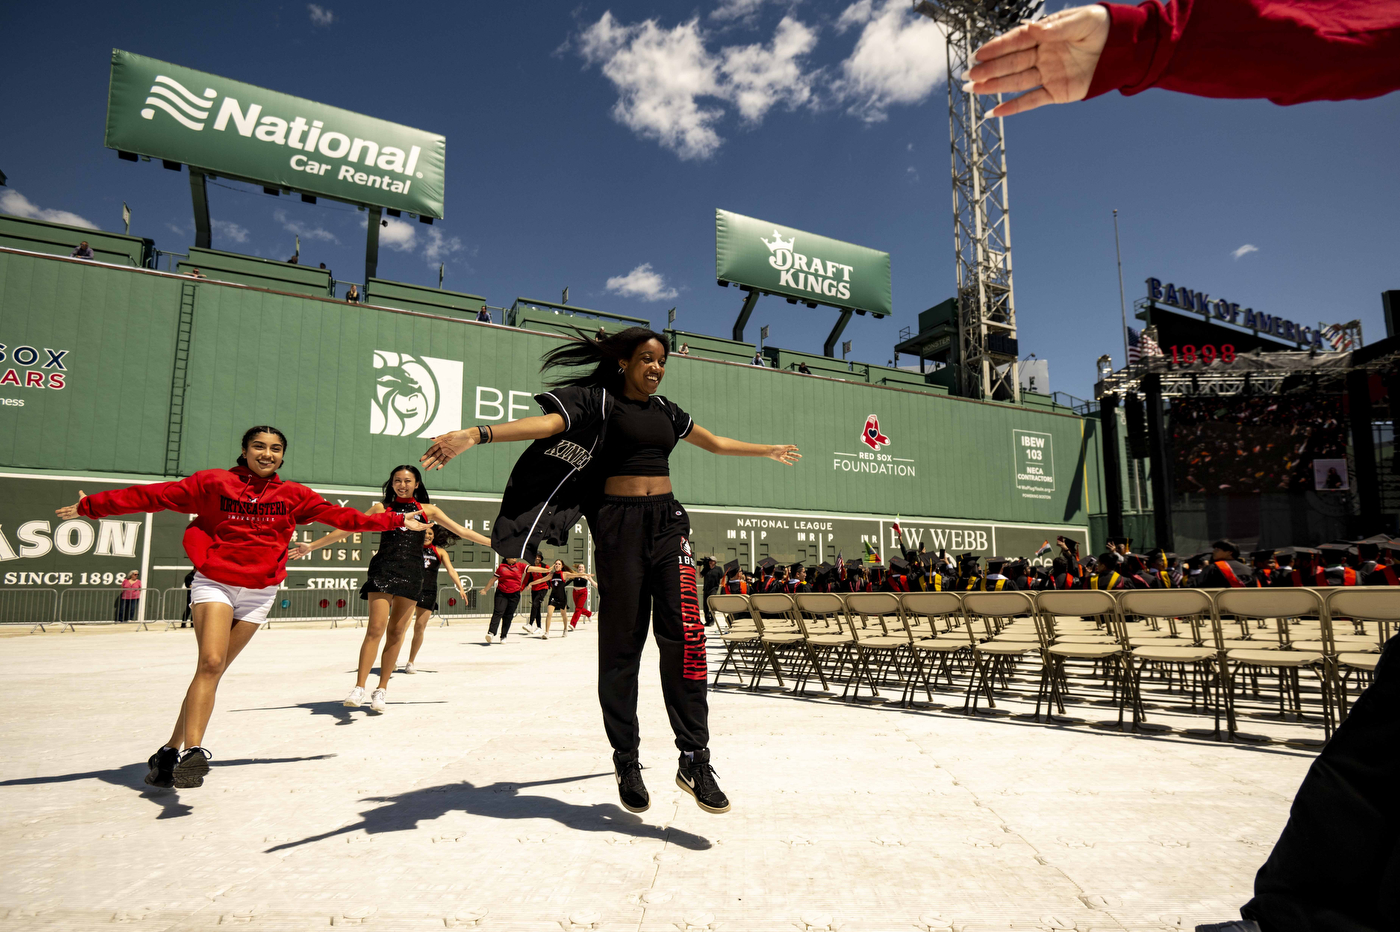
[1126,327,1162,366]
[1322,323,1357,352]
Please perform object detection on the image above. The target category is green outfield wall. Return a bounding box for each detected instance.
[0,246,1105,609]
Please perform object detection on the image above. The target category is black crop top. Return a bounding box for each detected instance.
[598,395,692,477]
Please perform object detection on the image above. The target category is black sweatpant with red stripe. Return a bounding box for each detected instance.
[593,494,709,754]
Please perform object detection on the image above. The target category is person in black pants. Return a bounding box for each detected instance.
[522,556,551,636]
[700,556,724,626]
[420,327,799,815]
[483,558,525,642]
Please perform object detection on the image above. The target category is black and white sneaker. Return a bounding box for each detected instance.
[614,751,650,813]
[676,749,730,813]
[172,747,212,788]
[144,746,179,788]
[1195,923,1262,932]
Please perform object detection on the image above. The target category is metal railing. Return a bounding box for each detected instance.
[436,585,478,625]
[265,589,353,627]
[0,588,61,632]
[57,587,158,630]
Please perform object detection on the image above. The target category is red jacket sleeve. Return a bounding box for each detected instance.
[77,474,206,518]
[291,487,408,532]
[1087,0,1400,105]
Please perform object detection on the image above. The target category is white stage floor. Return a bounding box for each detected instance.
[0,620,1315,931]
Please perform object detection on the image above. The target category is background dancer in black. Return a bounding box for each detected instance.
[404,527,468,674]
[420,327,799,815]
[295,465,485,712]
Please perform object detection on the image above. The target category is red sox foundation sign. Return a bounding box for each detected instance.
[834,415,916,478]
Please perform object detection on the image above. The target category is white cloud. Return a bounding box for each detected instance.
[710,0,769,20]
[273,208,339,244]
[379,217,417,252]
[833,0,948,122]
[211,219,249,244]
[307,4,334,26]
[577,12,819,158]
[0,190,97,229]
[422,227,465,265]
[579,14,727,160]
[1232,243,1259,260]
[720,16,818,122]
[606,263,679,301]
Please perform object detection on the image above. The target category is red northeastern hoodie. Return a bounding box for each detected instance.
[77,465,408,590]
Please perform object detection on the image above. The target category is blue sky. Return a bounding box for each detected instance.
[3,0,1397,401]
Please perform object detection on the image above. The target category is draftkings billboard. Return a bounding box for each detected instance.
[104,50,446,218]
[716,209,891,317]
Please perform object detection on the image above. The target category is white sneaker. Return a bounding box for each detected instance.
[343,686,367,708]
[404,662,417,674]
[485,632,496,644]
[369,688,387,712]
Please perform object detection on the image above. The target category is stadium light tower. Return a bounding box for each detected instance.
[913,0,1040,402]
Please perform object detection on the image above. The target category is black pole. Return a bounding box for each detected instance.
[364,206,382,286]
[824,309,855,358]
[1347,369,1381,535]
[1143,374,1174,551]
[1100,392,1124,542]
[189,169,211,250]
[732,290,760,342]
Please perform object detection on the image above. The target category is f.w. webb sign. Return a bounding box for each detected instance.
[104,50,446,218]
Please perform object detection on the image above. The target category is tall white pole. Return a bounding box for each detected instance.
[1114,209,1129,367]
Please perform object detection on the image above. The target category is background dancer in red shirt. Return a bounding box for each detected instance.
[55,426,427,790]
[295,465,486,713]
[421,327,799,815]
[482,557,527,643]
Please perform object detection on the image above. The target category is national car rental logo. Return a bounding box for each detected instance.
[859,414,889,451]
[140,75,218,131]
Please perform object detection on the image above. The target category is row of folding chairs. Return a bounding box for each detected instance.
[706,587,1398,741]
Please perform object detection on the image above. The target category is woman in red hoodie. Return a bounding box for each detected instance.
[55,426,427,790]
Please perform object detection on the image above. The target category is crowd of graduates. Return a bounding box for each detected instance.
[697,531,1400,612]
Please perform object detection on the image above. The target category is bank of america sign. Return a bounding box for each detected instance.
[105,50,446,218]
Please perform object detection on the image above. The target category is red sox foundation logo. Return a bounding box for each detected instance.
[860,414,890,451]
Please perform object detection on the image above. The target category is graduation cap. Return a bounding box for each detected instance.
[817,561,833,574]
[758,556,777,571]
[1250,549,1275,564]
[1380,541,1400,554]
[985,556,1009,568]
[1056,535,1081,552]
[789,562,804,574]
[723,559,740,577]
[1356,534,1391,545]
[845,558,863,569]
[889,557,909,572]
[1318,543,1356,561]
[1275,546,1320,557]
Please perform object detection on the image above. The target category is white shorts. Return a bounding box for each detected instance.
[189,572,280,626]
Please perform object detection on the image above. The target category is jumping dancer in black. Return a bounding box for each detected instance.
[421,327,799,814]
[295,465,487,712]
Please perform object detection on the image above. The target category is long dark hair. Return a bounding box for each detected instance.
[382,464,431,504]
[541,326,668,389]
[237,425,288,467]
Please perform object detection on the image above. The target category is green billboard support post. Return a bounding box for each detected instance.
[732,289,760,342]
[364,206,381,285]
[189,169,211,249]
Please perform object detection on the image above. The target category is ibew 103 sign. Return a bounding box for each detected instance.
[1146,278,1323,349]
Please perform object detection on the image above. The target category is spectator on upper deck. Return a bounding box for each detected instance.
[70,241,94,259]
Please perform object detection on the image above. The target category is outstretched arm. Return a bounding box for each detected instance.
[684,424,800,464]
[419,505,492,546]
[62,474,207,520]
[420,414,566,470]
[438,549,468,597]
[294,494,425,534]
[290,503,385,559]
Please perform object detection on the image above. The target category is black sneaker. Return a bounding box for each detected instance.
[144,746,179,788]
[676,749,730,813]
[1195,924,1262,932]
[613,751,650,813]
[172,747,212,788]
